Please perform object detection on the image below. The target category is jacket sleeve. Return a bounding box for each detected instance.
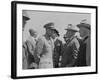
[72,39,80,59]
[26,40,34,56]
[86,37,91,66]
[35,37,44,58]
[22,42,28,69]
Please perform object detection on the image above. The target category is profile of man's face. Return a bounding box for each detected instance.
[30,31,37,38]
[46,28,52,36]
[79,27,89,37]
[23,19,26,31]
[51,31,58,39]
[66,30,75,38]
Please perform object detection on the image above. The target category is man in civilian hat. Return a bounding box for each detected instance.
[51,28,63,68]
[60,24,80,67]
[22,11,30,69]
[76,20,91,66]
[35,22,56,68]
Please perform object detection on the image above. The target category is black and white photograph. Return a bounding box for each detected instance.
[11,1,97,79]
[22,10,91,69]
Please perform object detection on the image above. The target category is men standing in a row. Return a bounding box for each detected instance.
[60,25,80,67]
[35,22,57,68]
[76,20,91,66]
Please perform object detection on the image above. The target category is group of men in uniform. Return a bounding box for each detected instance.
[22,12,91,69]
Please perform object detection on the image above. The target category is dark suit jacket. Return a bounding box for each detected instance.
[75,36,90,66]
[53,39,62,68]
[61,37,80,67]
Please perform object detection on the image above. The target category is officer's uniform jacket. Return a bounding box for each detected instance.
[35,35,54,68]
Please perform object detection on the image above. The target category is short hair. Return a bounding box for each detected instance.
[29,29,37,34]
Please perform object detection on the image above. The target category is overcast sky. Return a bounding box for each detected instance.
[23,10,91,42]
